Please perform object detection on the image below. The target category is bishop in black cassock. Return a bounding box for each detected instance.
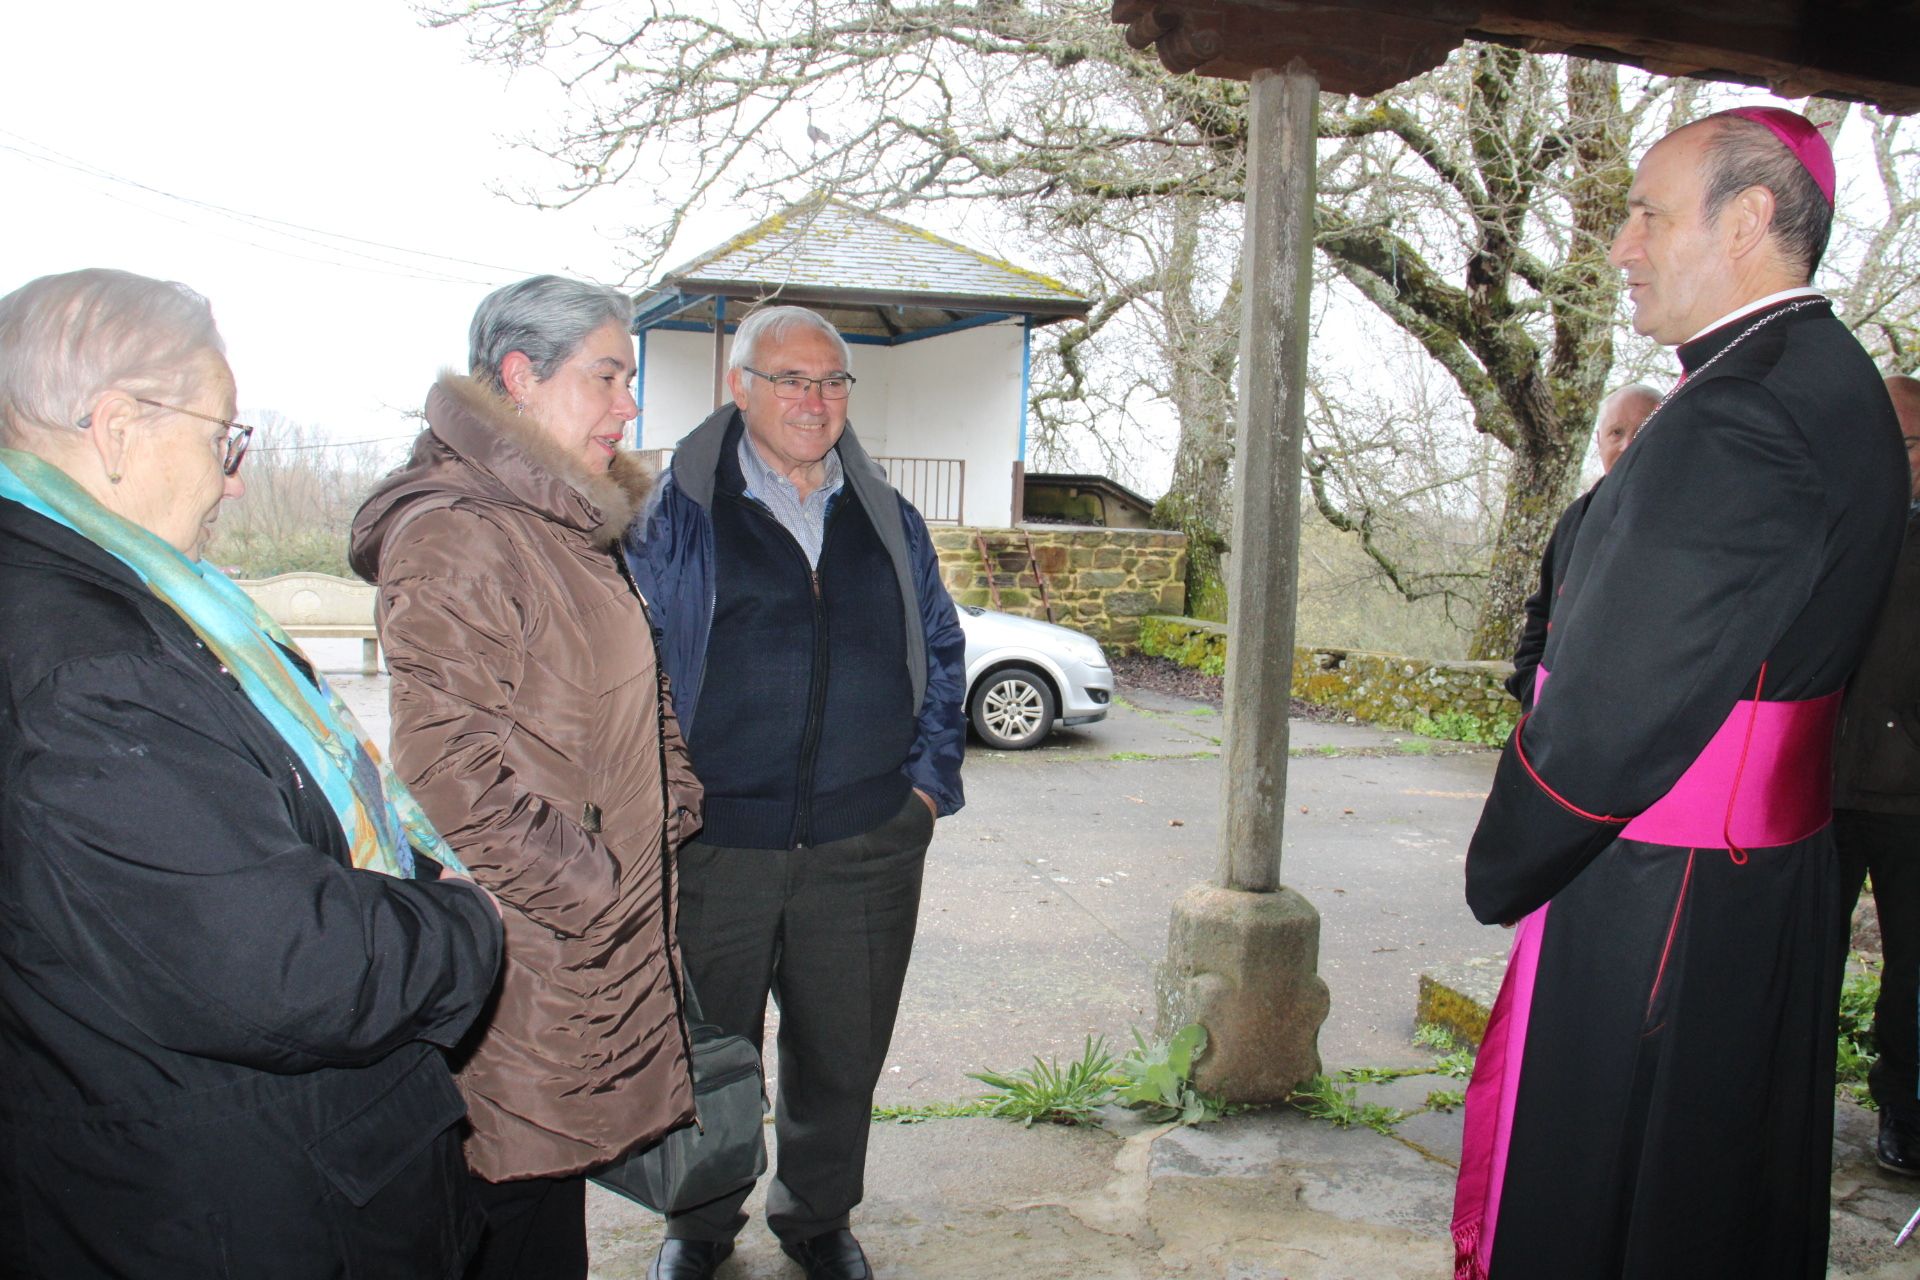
[1453,108,1908,1279]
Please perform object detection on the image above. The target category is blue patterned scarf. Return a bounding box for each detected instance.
[0,448,463,879]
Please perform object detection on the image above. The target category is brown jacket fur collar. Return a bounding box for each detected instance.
[351,372,651,580]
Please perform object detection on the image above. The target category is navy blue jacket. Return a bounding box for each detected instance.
[623,407,966,819]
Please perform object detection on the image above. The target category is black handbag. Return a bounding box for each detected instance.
[590,982,768,1213]
[592,586,768,1214]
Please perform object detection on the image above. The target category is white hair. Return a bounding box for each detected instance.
[728,305,853,373]
[1596,383,1660,427]
[0,269,224,445]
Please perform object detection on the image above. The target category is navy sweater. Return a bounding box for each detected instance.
[687,439,914,848]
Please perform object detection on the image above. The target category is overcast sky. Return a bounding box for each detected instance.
[1,0,704,456]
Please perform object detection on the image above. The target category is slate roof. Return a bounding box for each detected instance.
[649,194,1088,317]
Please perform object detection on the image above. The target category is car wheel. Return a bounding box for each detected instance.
[970,666,1057,750]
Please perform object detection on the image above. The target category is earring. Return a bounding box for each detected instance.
[108,471,121,484]
[514,401,525,416]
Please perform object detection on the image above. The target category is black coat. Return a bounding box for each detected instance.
[1834,507,1920,813]
[0,498,503,1278]
[1461,298,1907,1277]
[1505,486,1598,709]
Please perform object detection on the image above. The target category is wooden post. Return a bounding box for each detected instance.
[1156,60,1329,1102]
[1219,63,1317,895]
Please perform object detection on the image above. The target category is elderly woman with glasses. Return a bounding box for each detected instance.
[0,268,505,1279]
[351,275,704,1279]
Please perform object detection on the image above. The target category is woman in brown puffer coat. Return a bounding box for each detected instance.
[350,275,703,1280]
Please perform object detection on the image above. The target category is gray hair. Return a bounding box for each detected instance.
[728,305,853,373]
[1700,113,1833,281]
[468,275,633,396]
[0,268,224,444]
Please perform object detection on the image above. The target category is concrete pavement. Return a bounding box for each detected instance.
[304,640,1920,1278]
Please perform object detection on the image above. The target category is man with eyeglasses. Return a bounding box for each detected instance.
[623,304,965,1280]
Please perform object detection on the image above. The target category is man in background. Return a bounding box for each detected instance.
[1833,372,1920,1174]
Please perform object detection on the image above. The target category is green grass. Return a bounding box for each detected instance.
[1838,956,1881,1108]
[1409,710,1511,746]
[871,1100,989,1124]
[1290,1076,1408,1135]
[1288,1025,1481,1136]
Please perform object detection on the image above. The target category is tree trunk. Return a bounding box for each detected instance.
[1155,416,1235,619]
[1465,55,1628,659]
[1155,200,1240,619]
[1470,434,1584,659]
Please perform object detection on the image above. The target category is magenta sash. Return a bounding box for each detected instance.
[1619,690,1839,849]
[1530,667,1837,850]
[1451,905,1548,1280]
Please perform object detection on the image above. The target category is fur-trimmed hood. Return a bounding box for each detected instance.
[350,371,653,581]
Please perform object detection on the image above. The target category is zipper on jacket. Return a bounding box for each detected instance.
[615,550,701,1126]
[721,492,841,849]
[791,557,832,848]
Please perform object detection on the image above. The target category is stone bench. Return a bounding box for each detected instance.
[237,572,381,675]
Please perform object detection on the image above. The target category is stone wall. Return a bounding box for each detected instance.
[1139,614,1517,741]
[931,527,1187,646]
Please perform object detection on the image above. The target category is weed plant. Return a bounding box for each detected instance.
[1114,1025,1227,1124]
[967,1025,1229,1129]
[968,1037,1118,1127]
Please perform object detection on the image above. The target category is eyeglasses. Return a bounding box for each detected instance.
[740,366,856,401]
[133,398,254,475]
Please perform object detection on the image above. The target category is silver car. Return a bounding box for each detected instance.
[957,605,1113,750]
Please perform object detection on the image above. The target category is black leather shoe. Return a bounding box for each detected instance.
[781,1228,874,1279]
[1878,1109,1920,1177]
[649,1238,735,1280]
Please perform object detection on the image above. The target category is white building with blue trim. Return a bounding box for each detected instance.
[631,194,1089,528]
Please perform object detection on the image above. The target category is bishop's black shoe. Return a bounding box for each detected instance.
[781,1228,874,1280]
[648,1238,735,1280]
[1877,1109,1920,1177]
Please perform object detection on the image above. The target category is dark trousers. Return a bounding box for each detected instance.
[1837,808,1920,1117]
[666,793,932,1245]
[465,1174,587,1280]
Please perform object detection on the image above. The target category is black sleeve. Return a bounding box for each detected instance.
[3,649,503,1073]
[1506,493,1592,709]
[1506,538,1556,707]
[1466,382,1825,924]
